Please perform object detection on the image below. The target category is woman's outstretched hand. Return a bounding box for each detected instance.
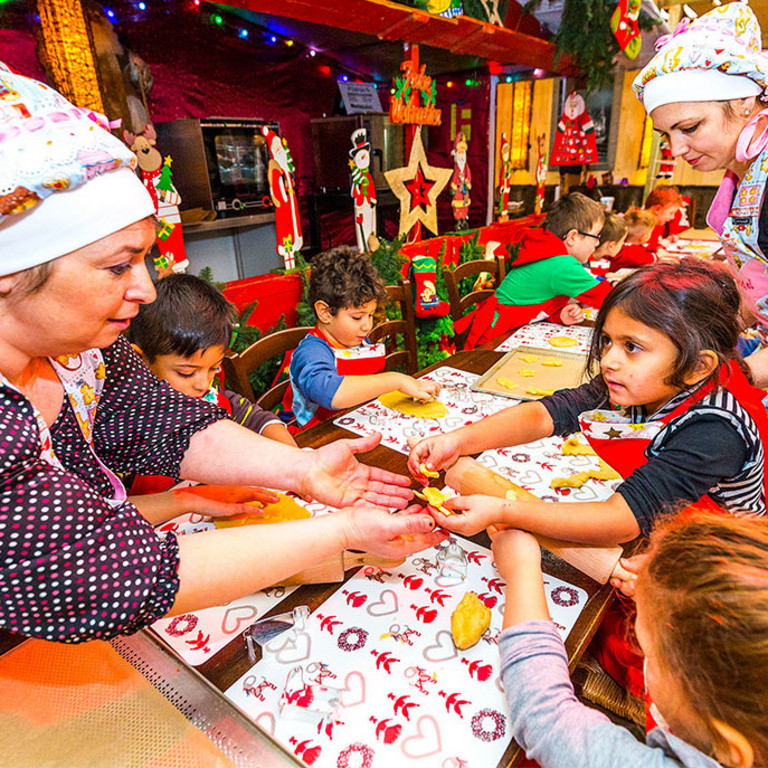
[300,432,414,509]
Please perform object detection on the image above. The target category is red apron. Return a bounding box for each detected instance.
[585,360,768,725]
[281,327,386,432]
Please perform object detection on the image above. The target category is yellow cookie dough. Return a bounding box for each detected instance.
[419,463,440,479]
[562,436,596,456]
[379,390,447,419]
[550,459,621,488]
[213,493,311,528]
[414,487,452,515]
[548,336,578,348]
[451,592,492,650]
[541,357,564,367]
[518,354,540,363]
[518,368,536,377]
[505,490,517,501]
[496,377,517,390]
[526,387,555,396]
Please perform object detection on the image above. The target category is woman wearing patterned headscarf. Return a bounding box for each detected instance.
[634,2,768,385]
[0,63,442,643]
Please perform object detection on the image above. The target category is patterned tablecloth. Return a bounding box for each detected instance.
[224,537,588,768]
[494,322,594,355]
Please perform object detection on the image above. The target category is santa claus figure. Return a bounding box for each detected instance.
[263,127,303,269]
[450,130,471,231]
[349,127,377,253]
[497,133,513,222]
[551,92,598,166]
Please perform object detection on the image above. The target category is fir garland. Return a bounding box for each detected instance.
[523,0,658,93]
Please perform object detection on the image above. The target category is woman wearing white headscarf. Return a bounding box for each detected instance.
[0,63,443,643]
[634,2,768,385]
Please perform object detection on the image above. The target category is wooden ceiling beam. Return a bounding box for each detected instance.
[221,0,575,73]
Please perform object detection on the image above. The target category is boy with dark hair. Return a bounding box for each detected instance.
[285,246,441,429]
[129,274,295,492]
[457,192,613,349]
[590,212,629,278]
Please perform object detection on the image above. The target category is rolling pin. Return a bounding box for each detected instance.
[280,552,405,586]
[444,456,623,584]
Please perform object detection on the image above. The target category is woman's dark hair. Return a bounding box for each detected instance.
[587,259,746,390]
[129,273,236,360]
[309,245,388,315]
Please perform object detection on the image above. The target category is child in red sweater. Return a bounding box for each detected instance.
[610,208,659,272]
[457,193,613,349]
[590,212,628,278]
[644,185,685,251]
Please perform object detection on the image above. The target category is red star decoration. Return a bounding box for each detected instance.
[404,165,435,212]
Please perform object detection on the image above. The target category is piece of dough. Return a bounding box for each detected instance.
[541,357,563,367]
[413,487,452,515]
[550,459,621,488]
[213,493,311,528]
[496,377,517,390]
[379,390,447,419]
[548,336,578,348]
[451,592,491,650]
[526,387,555,396]
[562,435,596,456]
[518,354,539,363]
[419,463,440,478]
[505,490,517,501]
[518,368,536,377]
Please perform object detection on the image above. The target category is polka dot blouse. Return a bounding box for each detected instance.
[0,336,226,643]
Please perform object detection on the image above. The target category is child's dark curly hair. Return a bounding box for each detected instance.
[588,259,747,391]
[309,246,388,315]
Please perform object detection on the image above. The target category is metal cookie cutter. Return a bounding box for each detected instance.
[243,605,309,663]
[278,665,342,726]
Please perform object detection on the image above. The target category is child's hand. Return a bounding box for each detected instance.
[398,375,442,403]
[428,494,504,536]
[173,484,280,517]
[609,553,648,598]
[491,528,542,581]
[407,432,463,480]
[560,304,585,325]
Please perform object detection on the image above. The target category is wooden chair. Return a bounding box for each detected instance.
[443,254,506,348]
[369,278,419,375]
[222,326,313,411]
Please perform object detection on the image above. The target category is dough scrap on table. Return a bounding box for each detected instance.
[413,487,452,515]
[451,592,492,650]
[548,336,578,348]
[562,435,597,456]
[526,386,555,396]
[541,357,563,367]
[518,368,536,377]
[517,353,539,363]
[496,376,517,390]
[419,462,440,479]
[550,459,621,488]
[378,390,447,419]
[213,493,311,528]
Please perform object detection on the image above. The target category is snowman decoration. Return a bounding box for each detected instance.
[349,128,377,253]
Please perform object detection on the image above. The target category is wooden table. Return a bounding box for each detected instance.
[0,346,623,768]
[189,348,620,767]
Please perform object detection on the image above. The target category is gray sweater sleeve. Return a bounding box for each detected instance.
[499,621,707,768]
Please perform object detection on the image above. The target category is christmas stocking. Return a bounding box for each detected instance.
[611,0,642,60]
[410,256,450,319]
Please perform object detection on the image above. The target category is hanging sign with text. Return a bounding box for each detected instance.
[389,45,442,126]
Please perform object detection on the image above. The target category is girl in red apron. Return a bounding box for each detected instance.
[411,259,768,723]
